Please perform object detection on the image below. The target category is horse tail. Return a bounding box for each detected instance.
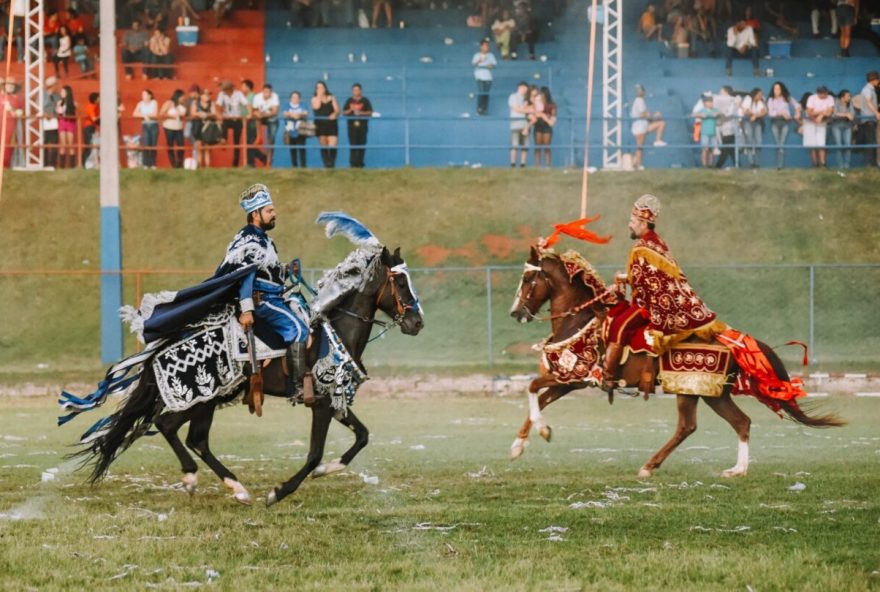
[68,365,165,483]
[755,340,847,428]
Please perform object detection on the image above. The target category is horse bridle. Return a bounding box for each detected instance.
[335,263,420,335]
[517,259,611,322]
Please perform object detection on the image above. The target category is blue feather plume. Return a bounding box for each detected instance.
[315,211,382,249]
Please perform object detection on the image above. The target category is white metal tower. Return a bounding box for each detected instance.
[601,0,622,169]
[22,0,45,169]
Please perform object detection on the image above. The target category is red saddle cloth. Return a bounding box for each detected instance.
[716,329,808,410]
[541,318,603,385]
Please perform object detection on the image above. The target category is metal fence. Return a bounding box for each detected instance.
[2,263,878,373]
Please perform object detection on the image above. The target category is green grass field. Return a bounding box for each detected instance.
[0,168,878,380]
[1,394,877,590]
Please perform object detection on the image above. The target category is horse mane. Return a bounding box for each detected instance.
[310,248,383,320]
[539,247,614,304]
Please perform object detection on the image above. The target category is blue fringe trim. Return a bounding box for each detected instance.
[57,368,141,426]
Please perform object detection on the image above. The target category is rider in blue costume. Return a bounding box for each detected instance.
[220,183,314,402]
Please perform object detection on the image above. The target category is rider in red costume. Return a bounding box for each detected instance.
[603,194,727,389]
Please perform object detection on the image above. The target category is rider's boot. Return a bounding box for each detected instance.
[289,341,315,407]
[602,342,624,392]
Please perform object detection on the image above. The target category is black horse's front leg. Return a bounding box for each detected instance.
[266,397,334,507]
[312,408,370,478]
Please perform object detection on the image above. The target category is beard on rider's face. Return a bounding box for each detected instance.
[630,230,638,240]
[262,217,276,230]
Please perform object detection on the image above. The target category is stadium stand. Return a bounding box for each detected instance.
[5,0,878,169]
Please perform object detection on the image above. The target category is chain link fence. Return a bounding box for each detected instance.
[1,264,877,373]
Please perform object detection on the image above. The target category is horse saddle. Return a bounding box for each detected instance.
[616,334,732,398]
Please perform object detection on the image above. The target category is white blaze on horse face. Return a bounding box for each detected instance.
[511,262,543,316]
[391,263,424,316]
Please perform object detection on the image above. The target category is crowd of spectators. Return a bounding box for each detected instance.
[675,70,880,170]
[0,6,96,79]
[16,75,380,170]
[637,0,874,74]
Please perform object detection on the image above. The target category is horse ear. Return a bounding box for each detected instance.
[380,246,391,265]
[393,247,401,264]
[529,245,540,263]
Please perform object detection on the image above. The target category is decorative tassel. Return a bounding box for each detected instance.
[784,341,809,367]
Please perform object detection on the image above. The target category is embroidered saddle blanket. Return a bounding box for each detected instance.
[151,309,367,414]
[658,342,732,397]
[540,318,603,385]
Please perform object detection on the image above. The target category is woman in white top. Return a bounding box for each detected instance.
[765,81,800,169]
[53,25,72,78]
[804,86,836,167]
[739,87,766,168]
[133,89,159,168]
[630,84,666,170]
[160,89,187,168]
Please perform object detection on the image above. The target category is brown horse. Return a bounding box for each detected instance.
[509,244,845,478]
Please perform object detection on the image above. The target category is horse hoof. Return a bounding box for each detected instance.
[538,424,552,442]
[182,472,197,496]
[510,438,528,460]
[312,459,347,479]
[265,490,278,508]
[721,467,747,478]
[224,478,252,505]
[637,467,653,479]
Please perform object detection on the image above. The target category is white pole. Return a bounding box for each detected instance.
[99,0,123,362]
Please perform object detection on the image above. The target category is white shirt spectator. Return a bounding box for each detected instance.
[630,96,648,135]
[253,91,280,120]
[740,96,766,117]
[806,94,835,124]
[714,93,741,136]
[726,25,757,50]
[472,51,497,82]
[135,98,158,123]
[509,91,528,130]
[216,90,248,118]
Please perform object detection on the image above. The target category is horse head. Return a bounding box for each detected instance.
[510,245,607,324]
[374,246,424,336]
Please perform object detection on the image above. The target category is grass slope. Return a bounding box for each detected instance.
[1,169,878,378]
[0,395,877,591]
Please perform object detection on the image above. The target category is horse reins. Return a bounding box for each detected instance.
[518,261,612,322]
[334,266,417,342]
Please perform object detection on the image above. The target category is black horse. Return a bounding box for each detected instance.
[71,246,423,507]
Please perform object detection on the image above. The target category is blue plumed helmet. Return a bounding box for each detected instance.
[239,183,273,213]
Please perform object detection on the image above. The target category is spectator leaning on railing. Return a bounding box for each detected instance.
[766,81,800,170]
[42,76,61,168]
[693,93,719,168]
[253,83,281,167]
[630,83,666,171]
[856,71,879,167]
[82,92,99,168]
[804,85,835,168]
[216,80,248,168]
[831,89,855,169]
[242,79,267,168]
[160,89,187,168]
[740,87,767,169]
[56,85,77,168]
[283,90,309,168]
[343,83,373,169]
[134,89,159,169]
